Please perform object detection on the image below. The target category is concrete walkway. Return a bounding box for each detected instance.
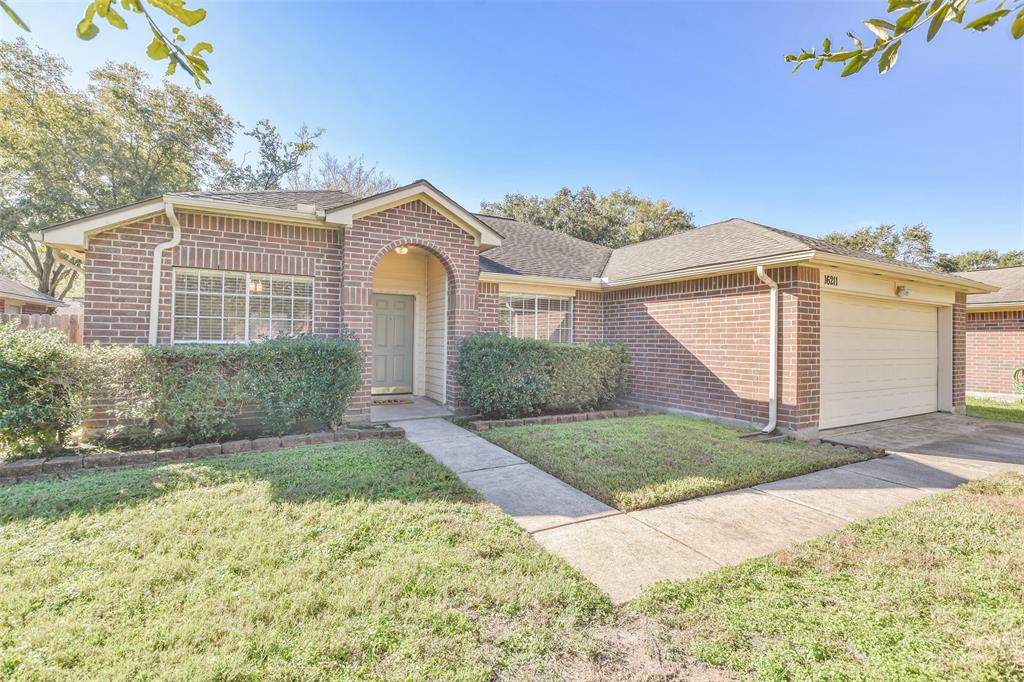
[396,416,1024,605]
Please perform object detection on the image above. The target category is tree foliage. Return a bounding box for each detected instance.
[215,121,324,191]
[2,0,214,86]
[786,0,1024,77]
[288,153,399,198]
[0,38,235,296]
[822,222,1024,273]
[480,186,695,248]
[934,249,1024,272]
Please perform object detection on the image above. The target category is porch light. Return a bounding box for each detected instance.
[395,245,409,255]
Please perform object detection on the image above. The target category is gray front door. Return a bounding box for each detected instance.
[372,294,414,394]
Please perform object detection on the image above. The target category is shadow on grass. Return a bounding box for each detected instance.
[0,440,478,524]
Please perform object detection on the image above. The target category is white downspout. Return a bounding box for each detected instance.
[148,202,182,344]
[756,265,778,434]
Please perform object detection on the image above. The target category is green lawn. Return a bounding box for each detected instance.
[481,415,871,511]
[633,473,1024,681]
[0,440,615,681]
[967,396,1024,423]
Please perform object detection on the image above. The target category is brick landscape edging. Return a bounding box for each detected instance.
[0,426,406,486]
[468,408,646,432]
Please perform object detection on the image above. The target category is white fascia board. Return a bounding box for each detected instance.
[324,182,504,248]
[966,301,1024,311]
[479,272,603,290]
[810,253,1000,293]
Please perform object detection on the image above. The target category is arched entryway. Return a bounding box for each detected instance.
[370,243,451,406]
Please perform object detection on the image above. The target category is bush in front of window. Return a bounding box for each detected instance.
[0,322,93,459]
[457,334,629,419]
[98,334,363,446]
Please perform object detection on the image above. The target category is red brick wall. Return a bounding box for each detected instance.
[0,299,53,314]
[574,289,604,342]
[342,200,481,420]
[84,212,343,345]
[601,267,819,431]
[953,293,967,411]
[965,309,1024,397]
[776,266,820,432]
[478,282,500,333]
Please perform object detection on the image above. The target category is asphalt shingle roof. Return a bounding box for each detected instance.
[0,277,66,307]
[954,266,1024,305]
[169,189,358,212]
[477,215,612,280]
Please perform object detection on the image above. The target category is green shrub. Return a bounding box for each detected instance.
[457,334,628,418]
[0,322,93,458]
[99,335,363,446]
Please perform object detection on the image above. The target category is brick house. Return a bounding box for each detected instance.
[954,266,1024,401]
[36,180,997,436]
[0,276,66,315]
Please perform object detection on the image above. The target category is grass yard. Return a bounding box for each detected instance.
[481,415,871,511]
[633,473,1024,681]
[967,396,1024,423]
[0,440,617,681]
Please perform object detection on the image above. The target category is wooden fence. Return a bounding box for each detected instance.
[0,313,83,344]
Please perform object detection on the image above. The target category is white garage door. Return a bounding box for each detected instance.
[820,293,938,429]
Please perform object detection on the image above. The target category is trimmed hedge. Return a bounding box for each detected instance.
[98,335,363,446]
[0,322,92,458]
[457,334,628,419]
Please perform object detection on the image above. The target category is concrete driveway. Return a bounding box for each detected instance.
[819,413,1024,467]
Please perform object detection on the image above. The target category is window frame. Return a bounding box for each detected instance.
[171,268,315,344]
[3,303,23,315]
[498,293,574,343]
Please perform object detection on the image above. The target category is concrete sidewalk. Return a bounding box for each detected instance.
[396,417,1024,605]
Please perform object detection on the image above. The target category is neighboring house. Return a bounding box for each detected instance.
[0,276,66,315]
[36,179,995,436]
[954,266,1024,400]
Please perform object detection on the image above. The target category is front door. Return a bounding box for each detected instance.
[372,294,415,394]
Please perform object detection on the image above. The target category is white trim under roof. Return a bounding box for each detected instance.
[324,180,503,249]
[808,253,998,294]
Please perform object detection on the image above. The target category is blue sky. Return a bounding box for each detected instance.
[6,1,1023,252]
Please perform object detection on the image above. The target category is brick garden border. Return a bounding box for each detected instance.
[468,408,646,432]
[0,426,405,486]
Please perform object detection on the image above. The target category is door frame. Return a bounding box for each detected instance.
[371,290,421,396]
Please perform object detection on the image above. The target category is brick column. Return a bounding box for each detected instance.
[774,265,821,434]
[573,289,604,342]
[953,291,967,413]
[478,282,500,333]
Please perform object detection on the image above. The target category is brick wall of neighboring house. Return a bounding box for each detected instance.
[953,292,967,412]
[573,290,604,343]
[0,298,52,314]
[965,308,1024,397]
[342,200,481,421]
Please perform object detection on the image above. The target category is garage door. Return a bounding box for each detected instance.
[820,293,938,429]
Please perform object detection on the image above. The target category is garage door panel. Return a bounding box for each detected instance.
[819,387,939,430]
[820,293,938,429]
[821,329,938,361]
[821,358,937,396]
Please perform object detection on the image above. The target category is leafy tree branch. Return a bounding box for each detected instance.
[786,0,1024,77]
[1,0,213,86]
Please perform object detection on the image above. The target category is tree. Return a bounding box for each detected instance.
[288,153,399,198]
[215,121,323,191]
[935,249,1024,272]
[2,0,214,86]
[821,223,937,265]
[786,0,1024,77]
[480,186,695,248]
[0,38,235,297]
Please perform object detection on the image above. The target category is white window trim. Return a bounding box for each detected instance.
[499,293,574,343]
[171,268,315,344]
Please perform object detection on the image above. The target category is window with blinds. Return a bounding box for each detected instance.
[172,269,314,343]
[498,294,573,343]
